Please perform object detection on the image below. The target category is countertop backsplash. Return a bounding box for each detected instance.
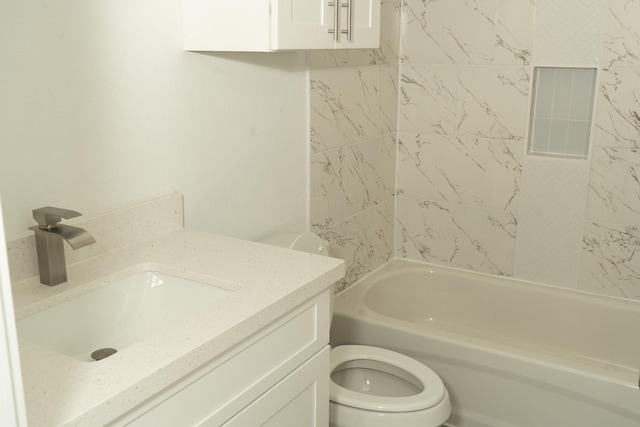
[6,192,184,285]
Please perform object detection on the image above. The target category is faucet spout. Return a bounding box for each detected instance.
[28,207,96,286]
[39,224,96,250]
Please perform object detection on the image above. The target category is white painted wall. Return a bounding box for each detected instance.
[0,0,308,241]
[0,197,27,426]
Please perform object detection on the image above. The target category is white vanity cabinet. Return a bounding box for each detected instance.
[111,290,331,426]
[182,0,380,51]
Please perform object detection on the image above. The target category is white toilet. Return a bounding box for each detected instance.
[329,345,451,427]
[260,232,451,427]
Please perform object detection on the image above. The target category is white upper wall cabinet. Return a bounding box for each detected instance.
[182,0,380,51]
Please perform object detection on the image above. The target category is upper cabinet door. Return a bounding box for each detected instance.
[339,0,380,49]
[272,0,334,50]
[183,0,273,52]
[273,0,380,50]
[181,0,380,52]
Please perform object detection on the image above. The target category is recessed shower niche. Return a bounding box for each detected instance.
[528,67,598,159]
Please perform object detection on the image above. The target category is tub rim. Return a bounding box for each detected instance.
[333,258,640,390]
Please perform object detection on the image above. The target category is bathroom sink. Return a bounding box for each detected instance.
[17,270,236,362]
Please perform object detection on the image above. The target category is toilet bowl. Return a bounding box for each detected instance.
[329,345,451,427]
[259,232,451,427]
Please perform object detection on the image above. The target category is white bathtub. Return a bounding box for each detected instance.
[331,259,640,427]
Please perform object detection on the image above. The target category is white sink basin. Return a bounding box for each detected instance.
[17,270,236,362]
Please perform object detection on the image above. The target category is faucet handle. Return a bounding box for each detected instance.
[32,207,82,230]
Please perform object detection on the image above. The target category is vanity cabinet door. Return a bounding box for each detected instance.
[222,346,330,427]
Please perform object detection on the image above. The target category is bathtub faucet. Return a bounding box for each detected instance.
[28,206,96,286]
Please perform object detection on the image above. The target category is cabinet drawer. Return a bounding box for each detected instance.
[114,290,330,426]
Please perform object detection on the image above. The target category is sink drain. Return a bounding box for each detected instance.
[91,348,117,361]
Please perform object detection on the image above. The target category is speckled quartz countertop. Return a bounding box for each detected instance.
[12,228,344,427]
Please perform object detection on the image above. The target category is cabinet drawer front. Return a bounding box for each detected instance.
[120,291,330,426]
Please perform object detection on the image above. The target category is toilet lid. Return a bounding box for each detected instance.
[329,345,446,412]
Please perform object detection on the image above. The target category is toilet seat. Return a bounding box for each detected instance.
[330,345,446,412]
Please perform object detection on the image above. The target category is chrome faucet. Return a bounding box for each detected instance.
[28,207,96,286]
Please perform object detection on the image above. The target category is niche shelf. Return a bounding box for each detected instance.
[527,67,598,159]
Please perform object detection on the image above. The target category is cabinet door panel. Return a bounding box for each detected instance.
[273,0,335,50]
[181,0,379,51]
[222,346,330,427]
[183,0,271,51]
[336,0,380,49]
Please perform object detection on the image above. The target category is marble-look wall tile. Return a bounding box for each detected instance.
[581,221,640,300]
[308,0,402,292]
[396,197,519,275]
[532,0,606,65]
[308,50,352,70]
[602,0,640,68]
[484,139,523,210]
[398,64,458,134]
[513,157,590,288]
[307,49,386,70]
[401,0,496,64]
[456,66,530,140]
[374,197,395,268]
[379,0,402,65]
[310,148,347,231]
[395,197,455,265]
[593,68,640,149]
[494,0,534,65]
[451,205,518,276]
[379,65,399,134]
[318,210,374,292]
[397,133,485,205]
[387,0,640,302]
[345,50,387,67]
[346,135,396,214]
[308,0,401,70]
[397,133,523,210]
[310,66,380,153]
[586,146,640,227]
